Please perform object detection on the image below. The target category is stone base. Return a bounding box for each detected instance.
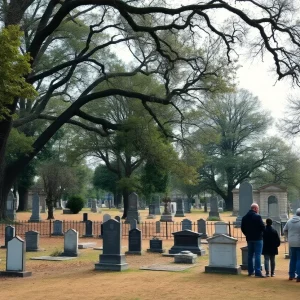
[209,212,220,218]
[174,251,197,264]
[29,218,42,222]
[205,265,241,275]
[51,233,64,236]
[169,246,205,256]
[78,242,97,249]
[125,251,142,255]
[91,209,98,213]
[147,248,165,253]
[160,214,173,222]
[63,209,72,214]
[146,215,156,219]
[61,251,79,257]
[26,248,45,252]
[82,234,94,238]
[0,270,32,277]
[174,213,185,217]
[95,254,128,271]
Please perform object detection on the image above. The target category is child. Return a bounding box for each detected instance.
[262,218,281,277]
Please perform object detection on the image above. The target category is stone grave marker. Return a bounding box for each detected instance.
[125,228,142,255]
[130,219,138,230]
[1,225,15,248]
[29,193,42,222]
[197,218,208,239]
[147,238,165,253]
[61,229,79,257]
[83,213,88,222]
[52,220,63,236]
[95,219,128,271]
[91,199,98,213]
[0,236,32,277]
[184,199,191,213]
[208,196,220,219]
[147,204,156,219]
[83,220,94,237]
[153,195,161,215]
[6,191,16,221]
[205,234,241,274]
[25,231,43,252]
[174,250,197,264]
[175,198,185,217]
[125,193,141,224]
[214,221,229,236]
[181,218,192,231]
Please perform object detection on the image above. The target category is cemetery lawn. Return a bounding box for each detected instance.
[0,211,299,299]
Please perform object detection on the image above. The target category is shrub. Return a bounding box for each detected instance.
[66,195,85,214]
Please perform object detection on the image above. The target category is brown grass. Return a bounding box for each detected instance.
[0,210,298,300]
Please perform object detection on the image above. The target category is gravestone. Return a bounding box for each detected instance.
[25,231,42,252]
[174,250,197,264]
[62,229,79,257]
[125,193,141,224]
[208,196,220,219]
[95,219,128,271]
[147,204,156,219]
[197,218,208,239]
[147,238,165,253]
[240,246,263,270]
[168,230,205,255]
[83,213,88,222]
[268,196,280,222]
[160,198,174,222]
[100,214,111,237]
[205,234,241,274]
[1,225,15,248]
[213,221,229,236]
[153,195,161,215]
[156,221,161,233]
[170,201,177,216]
[184,199,191,213]
[83,220,94,237]
[235,180,253,227]
[175,198,185,217]
[91,199,98,213]
[6,191,16,221]
[125,228,142,255]
[0,236,32,277]
[181,219,192,231]
[130,219,138,230]
[52,220,63,236]
[29,193,42,222]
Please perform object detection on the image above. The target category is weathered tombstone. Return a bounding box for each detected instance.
[156,221,161,233]
[6,191,16,221]
[205,234,241,274]
[83,213,88,222]
[29,193,42,222]
[181,218,192,231]
[62,229,79,257]
[160,197,174,222]
[83,220,94,237]
[147,204,156,219]
[197,218,208,239]
[153,195,161,215]
[125,228,142,255]
[130,219,138,230]
[100,214,111,237]
[95,219,128,271]
[91,199,98,213]
[25,231,42,252]
[168,230,205,255]
[208,196,220,219]
[235,180,253,227]
[213,221,229,236]
[174,250,197,264]
[52,220,64,236]
[1,225,15,248]
[147,238,165,253]
[125,193,141,224]
[0,236,32,277]
[268,196,280,221]
[240,246,263,270]
[170,201,177,216]
[175,198,185,217]
[184,199,191,213]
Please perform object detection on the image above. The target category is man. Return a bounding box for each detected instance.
[283,208,300,282]
[241,203,265,277]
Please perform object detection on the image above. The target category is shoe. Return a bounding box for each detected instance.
[266,274,270,277]
[255,274,266,278]
[248,273,254,276]
[271,273,275,277]
[289,277,294,280]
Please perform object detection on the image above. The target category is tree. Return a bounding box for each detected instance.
[1,1,300,218]
[190,89,275,210]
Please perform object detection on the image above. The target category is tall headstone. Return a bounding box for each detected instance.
[52,220,64,236]
[130,219,138,230]
[205,234,241,274]
[25,231,42,252]
[125,228,142,255]
[208,196,220,219]
[175,198,185,217]
[83,213,88,222]
[268,196,280,222]
[184,199,191,213]
[197,218,208,239]
[91,199,98,213]
[181,219,192,231]
[6,191,16,221]
[235,180,253,227]
[153,195,161,215]
[213,221,229,236]
[29,193,42,222]
[147,204,156,219]
[1,225,15,248]
[0,236,32,277]
[100,214,111,237]
[125,193,141,224]
[83,220,94,237]
[160,197,174,222]
[62,229,79,257]
[95,219,128,271]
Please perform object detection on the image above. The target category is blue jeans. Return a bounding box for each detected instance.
[247,240,263,276]
[289,247,300,279]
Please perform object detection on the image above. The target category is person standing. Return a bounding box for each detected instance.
[262,218,281,277]
[283,208,300,282]
[241,203,265,277]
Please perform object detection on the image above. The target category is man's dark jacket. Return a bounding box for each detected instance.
[262,225,281,255]
[241,210,265,241]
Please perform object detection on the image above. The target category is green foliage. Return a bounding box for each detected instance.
[66,195,85,214]
[93,165,119,194]
[0,25,37,120]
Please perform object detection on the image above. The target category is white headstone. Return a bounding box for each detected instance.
[7,236,25,271]
[214,222,228,236]
[63,229,78,257]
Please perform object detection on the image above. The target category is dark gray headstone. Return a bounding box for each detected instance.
[153,195,161,215]
[184,200,191,213]
[208,196,220,219]
[175,198,185,217]
[125,228,142,255]
[149,204,155,215]
[130,219,138,230]
[6,191,16,221]
[83,213,88,222]
[147,238,164,253]
[125,193,141,224]
[197,218,207,239]
[25,231,41,251]
[91,199,98,213]
[182,219,192,231]
[3,225,15,248]
[29,193,41,222]
[235,181,253,226]
[83,220,94,237]
[52,220,63,236]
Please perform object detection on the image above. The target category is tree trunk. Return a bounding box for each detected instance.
[121,189,129,219]
[46,199,55,220]
[17,186,29,211]
[225,188,234,211]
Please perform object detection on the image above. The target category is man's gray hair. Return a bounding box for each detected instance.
[296,208,300,216]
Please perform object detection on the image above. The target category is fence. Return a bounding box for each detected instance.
[0,220,248,240]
